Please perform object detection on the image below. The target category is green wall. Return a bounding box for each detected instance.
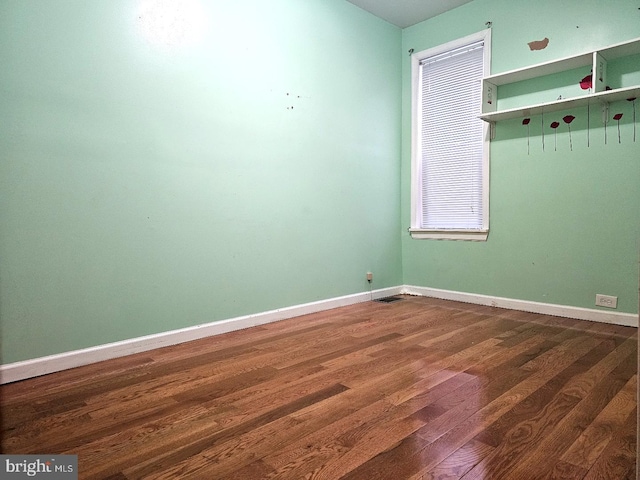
[0,0,402,363]
[401,0,640,313]
[1,0,638,366]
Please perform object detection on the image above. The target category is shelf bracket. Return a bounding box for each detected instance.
[489,121,496,140]
[601,101,609,124]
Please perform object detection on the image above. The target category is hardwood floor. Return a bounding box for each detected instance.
[1,295,637,479]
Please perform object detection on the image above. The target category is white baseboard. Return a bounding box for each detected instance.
[401,285,638,328]
[2,284,636,384]
[0,286,402,385]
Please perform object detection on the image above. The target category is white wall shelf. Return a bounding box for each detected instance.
[480,86,640,122]
[480,37,640,123]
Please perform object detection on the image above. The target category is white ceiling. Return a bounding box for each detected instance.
[346,0,476,28]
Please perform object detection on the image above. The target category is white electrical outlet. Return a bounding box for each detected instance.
[366,272,373,282]
[595,294,617,309]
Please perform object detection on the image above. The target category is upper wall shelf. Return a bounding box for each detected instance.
[480,37,640,123]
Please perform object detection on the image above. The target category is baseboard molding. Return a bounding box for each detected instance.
[0,286,402,385]
[2,284,636,384]
[402,285,638,327]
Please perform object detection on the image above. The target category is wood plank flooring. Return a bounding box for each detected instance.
[1,295,637,479]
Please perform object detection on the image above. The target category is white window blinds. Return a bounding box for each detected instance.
[418,40,485,230]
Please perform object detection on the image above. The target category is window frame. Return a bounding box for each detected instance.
[409,29,492,241]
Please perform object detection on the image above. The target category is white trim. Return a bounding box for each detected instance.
[2,284,636,384]
[401,285,638,327]
[0,286,402,385]
[408,229,488,241]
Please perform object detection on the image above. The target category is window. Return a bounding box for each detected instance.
[410,30,491,241]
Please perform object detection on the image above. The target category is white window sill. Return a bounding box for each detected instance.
[408,229,488,241]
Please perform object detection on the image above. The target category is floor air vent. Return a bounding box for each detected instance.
[375,296,403,303]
